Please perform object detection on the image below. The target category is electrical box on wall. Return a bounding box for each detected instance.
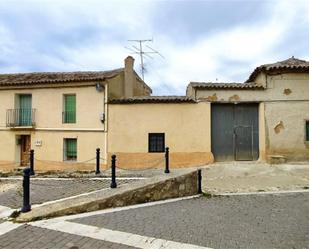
[100,113,105,123]
[35,140,42,147]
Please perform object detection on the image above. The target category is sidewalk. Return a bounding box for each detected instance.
[203,162,309,194]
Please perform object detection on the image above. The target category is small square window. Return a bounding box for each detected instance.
[148,133,165,153]
[306,120,309,142]
[64,138,77,161]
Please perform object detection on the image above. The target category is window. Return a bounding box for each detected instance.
[64,138,77,161]
[18,94,32,126]
[148,133,165,153]
[63,94,76,123]
[306,121,309,141]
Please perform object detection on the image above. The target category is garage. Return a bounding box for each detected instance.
[211,103,259,161]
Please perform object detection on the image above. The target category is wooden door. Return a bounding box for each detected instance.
[20,135,31,166]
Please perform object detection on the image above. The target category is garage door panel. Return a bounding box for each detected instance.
[211,104,234,161]
[211,103,259,161]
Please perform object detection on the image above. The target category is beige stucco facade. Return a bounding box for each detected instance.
[108,102,213,168]
[0,56,151,172]
[0,57,308,172]
[187,72,309,162]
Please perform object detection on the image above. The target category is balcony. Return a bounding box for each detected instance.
[6,109,36,128]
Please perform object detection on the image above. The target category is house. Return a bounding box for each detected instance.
[0,56,308,172]
[109,57,309,167]
[0,56,151,171]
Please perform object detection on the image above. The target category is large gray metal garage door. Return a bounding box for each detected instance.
[211,103,259,161]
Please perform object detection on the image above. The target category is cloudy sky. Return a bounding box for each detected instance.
[0,0,309,95]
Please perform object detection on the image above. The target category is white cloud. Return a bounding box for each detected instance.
[1,0,309,95]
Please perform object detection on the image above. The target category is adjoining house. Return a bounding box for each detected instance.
[0,56,151,171]
[109,57,309,167]
[0,56,308,172]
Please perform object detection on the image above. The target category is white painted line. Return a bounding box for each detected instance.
[0,205,14,219]
[33,220,212,249]
[0,177,147,180]
[0,222,22,236]
[218,189,309,196]
[32,187,110,208]
[31,195,201,222]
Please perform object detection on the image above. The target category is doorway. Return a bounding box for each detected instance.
[20,135,31,166]
[211,103,259,161]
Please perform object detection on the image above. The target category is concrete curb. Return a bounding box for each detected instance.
[218,189,309,196]
[15,169,199,223]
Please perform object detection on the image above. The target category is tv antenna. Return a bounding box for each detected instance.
[125,39,164,80]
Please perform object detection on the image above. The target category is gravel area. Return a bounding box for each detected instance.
[73,192,309,249]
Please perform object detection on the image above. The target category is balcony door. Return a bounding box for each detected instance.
[20,135,31,166]
[19,94,32,126]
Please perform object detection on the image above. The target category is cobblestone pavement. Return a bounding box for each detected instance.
[0,225,137,249]
[73,192,309,249]
[0,178,139,209]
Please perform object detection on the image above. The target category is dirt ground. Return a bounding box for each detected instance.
[203,162,309,193]
[0,180,18,193]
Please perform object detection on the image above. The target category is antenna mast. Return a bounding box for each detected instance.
[126,39,164,80]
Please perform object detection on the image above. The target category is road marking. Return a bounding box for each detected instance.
[33,220,212,249]
[0,205,14,219]
[32,195,201,222]
[218,189,309,196]
[0,222,22,236]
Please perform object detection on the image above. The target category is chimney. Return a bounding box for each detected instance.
[124,56,135,98]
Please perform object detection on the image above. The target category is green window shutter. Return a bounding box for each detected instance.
[19,95,32,126]
[306,121,309,141]
[65,139,77,160]
[64,95,76,123]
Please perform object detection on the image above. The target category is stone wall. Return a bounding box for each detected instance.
[16,169,200,222]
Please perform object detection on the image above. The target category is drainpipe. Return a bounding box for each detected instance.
[104,82,109,166]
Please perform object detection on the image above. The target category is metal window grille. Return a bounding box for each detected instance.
[148,133,165,153]
[63,95,76,123]
[64,138,77,161]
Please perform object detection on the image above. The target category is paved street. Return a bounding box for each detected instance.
[0,192,308,249]
[0,225,136,249]
[72,192,309,249]
[0,178,139,209]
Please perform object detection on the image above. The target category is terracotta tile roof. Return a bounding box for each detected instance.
[189,82,265,90]
[0,68,124,87]
[246,57,309,82]
[109,96,196,104]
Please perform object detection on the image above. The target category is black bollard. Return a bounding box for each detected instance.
[96,148,100,175]
[29,149,35,176]
[165,147,170,173]
[110,155,117,188]
[197,169,202,194]
[21,168,31,213]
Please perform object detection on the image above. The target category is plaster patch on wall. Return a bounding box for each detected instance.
[274,121,284,134]
[203,93,218,102]
[283,88,292,95]
[228,94,240,102]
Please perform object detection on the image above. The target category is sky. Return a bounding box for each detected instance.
[0,0,309,95]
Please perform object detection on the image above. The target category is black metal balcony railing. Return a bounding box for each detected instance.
[6,109,36,127]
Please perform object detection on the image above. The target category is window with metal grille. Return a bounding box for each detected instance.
[64,138,77,161]
[148,133,165,153]
[306,120,309,142]
[63,94,76,123]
